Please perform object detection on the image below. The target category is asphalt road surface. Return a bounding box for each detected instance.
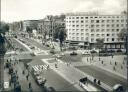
[76,66,127,90]
[60,54,82,63]
[29,58,80,91]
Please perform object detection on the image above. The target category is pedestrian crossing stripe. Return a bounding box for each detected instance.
[32,66,38,72]
[32,65,49,72]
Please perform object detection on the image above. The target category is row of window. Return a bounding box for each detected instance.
[66,19,126,23]
[91,38,123,42]
[68,37,123,42]
[69,33,118,36]
[68,28,122,32]
[67,24,126,27]
[90,29,120,32]
[66,16,126,19]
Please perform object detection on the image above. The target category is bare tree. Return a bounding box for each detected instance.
[96,38,104,60]
[118,28,128,54]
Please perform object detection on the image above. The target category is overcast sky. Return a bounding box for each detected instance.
[1,0,126,23]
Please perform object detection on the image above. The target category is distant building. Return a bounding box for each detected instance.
[22,20,39,32]
[65,12,127,49]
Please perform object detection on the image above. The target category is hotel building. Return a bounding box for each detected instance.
[65,12,127,49]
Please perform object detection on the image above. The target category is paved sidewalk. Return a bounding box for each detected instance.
[4,57,42,92]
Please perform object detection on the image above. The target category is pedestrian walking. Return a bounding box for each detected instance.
[47,65,49,69]
[9,79,11,87]
[90,57,91,61]
[15,70,17,74]
[22,70,25,75]
[26,75,29,80]
[29,82,31,88]
[94,79,96,83]
[67,63,69,66]
[16,75,19,80]
[101,61,104,64]
[55,63,58,68]
[98,80,101,85]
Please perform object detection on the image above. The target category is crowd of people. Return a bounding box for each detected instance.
[4,56,33,92]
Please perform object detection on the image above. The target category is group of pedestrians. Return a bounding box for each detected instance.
[5,55,33,92]
[21,64,33,91]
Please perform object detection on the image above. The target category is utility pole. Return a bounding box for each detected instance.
[47,15,53,42]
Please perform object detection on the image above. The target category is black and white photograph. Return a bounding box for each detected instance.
[0,0,128,92]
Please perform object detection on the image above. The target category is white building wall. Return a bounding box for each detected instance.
[65,14,127,45]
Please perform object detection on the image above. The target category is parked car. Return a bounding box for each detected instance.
[36,76,44,85]
[107,50,115,53]
[99,50,106,53]
[90,50,98,54]
[50,49,55,54]
[116,49,123,53]
[70,51,77,55]
[99,53,112,56]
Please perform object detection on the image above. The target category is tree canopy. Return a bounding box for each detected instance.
[96,38,104,49]
[0,22,9,34]
[118,28,128,39]
[26,26,32,33]
[53,24,66,42]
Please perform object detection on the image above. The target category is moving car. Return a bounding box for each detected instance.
[113,84,124,92]
[35,75,44,85]
[82,51,91,55]
[90,50,98,54]
[47,87,56,92]
[70,51,77,55]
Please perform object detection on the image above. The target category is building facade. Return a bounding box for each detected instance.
[22,20,39,31]
[65,12,127,49]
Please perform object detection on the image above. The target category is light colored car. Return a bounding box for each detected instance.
[37,79,43,85]
[34,72,40,76]
[36,76,43,85]
[36,75,42,80]
[61,53,65,56]
[82,51,91,55]
[113,84,124,92]
[55,54,62,58]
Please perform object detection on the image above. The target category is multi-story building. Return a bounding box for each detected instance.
[65,12,127,49]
